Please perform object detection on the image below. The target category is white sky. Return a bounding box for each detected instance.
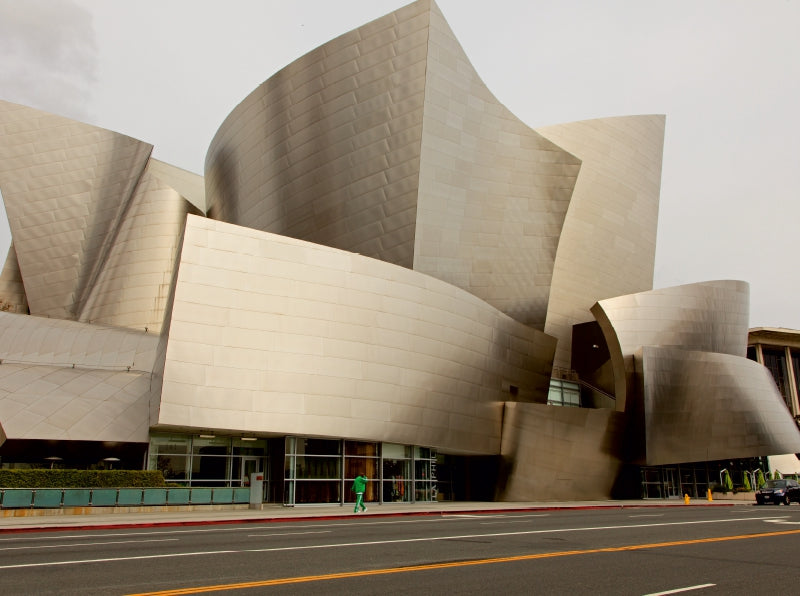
[1,0,798,329]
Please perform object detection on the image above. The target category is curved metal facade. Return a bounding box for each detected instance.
[1,0,798,500]
[154,215,555,454]
[537,115,665,368]
[205,0,581,330]
[0,312,157,442]
[591,281,800,463]
[0,100,203,334]
[640,346,800,464]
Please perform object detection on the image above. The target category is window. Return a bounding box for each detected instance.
[763,347,792,409]
[284,437,342,504]
[548,379,581,407]
[147,433,266,488]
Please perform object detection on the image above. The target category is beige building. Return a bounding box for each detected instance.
[1,0,798,503]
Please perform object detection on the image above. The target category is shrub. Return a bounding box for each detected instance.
[0,470,166,488]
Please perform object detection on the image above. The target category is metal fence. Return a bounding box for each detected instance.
[0,487,250,509]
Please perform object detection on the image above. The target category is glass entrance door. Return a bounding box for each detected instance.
[663,468,680,498]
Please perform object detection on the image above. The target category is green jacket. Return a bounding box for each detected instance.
[352,475,367,493]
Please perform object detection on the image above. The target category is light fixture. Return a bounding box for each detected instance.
[241,437,257,441]
[199,434,216,439]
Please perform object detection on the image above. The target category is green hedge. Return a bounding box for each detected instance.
[0,470,166,489]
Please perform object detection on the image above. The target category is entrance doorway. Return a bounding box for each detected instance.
[662,468,680,498]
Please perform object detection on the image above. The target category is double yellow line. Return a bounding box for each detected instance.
[130,527,800,595]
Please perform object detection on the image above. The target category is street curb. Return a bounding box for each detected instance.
[0,502,739,534]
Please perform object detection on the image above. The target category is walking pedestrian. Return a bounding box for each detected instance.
[352,473,368,513]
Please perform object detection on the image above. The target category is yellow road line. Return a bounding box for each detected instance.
[128,527,800,595]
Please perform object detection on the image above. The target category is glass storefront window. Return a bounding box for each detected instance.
[345,441,378,456]
[147,433,267,488]
[287,481,342,504]
[294,438,341,456]
[282,437,439,505]
[383,443,412,458]
[383,458,412,502]
[149,434,191,482]
[289,456,341,479]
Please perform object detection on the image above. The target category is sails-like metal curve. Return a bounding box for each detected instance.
[204,0,582,330]
[592,281,800,463]
[0,100,203,334]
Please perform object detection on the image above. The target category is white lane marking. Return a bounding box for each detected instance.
[248,531,331,537]
[629,514,664,518]
[763,519,800,525]
[482,515,551,525]
[0,516,783,570]
[643,584,716,595]
[0,517,452,542]
[0,538,177,552]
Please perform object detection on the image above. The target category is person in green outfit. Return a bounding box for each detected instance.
[352,474,368,513]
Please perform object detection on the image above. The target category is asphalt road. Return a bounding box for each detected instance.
[1,505,799,594]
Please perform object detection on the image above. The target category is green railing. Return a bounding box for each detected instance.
[0,487,250,509]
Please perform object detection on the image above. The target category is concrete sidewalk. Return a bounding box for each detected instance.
[0,498,752,532]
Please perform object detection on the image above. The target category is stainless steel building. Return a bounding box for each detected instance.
[1,0,798,504]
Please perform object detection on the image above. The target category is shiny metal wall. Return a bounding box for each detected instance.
[639,346,800,464]
[592,280,751,411]
[0,312,157,442]
[0,245,27,314]
[204,0,582,330]
[538,115,665,368]
[0,100,152,321]
[155,216,556,454]
[0,100,203,334]
[500,402,627,501]
[205,1,430,269]
[413,2,580,329]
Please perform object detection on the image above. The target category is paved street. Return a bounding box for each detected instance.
[2,499,799,594]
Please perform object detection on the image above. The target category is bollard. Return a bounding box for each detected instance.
[684,493,690,505]
[707,488,713,501]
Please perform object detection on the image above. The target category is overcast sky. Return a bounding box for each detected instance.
[1,0,798,329]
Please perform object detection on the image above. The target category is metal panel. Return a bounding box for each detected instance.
[90,489,118,507]
[592,280,752,412]
[212,488,233,504]
[0,101,202,334]
[500,402,627,501]
[639,346,800,465]
[62,489,91,507]
[117,488,143,506]
[190,488,212,504]
[1,489,33,508]
[205,2,430,269]
[142,488,167,506]
[0,100,152,322]
[166,488,191,505]
[539,115,666,367]
[232,488,250,504]
[414,3,580,329]
[157,216,557,454]
[204,2,581,331]
[33,489,62,508]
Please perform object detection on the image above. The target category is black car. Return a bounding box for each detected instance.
[755,478,800,505]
